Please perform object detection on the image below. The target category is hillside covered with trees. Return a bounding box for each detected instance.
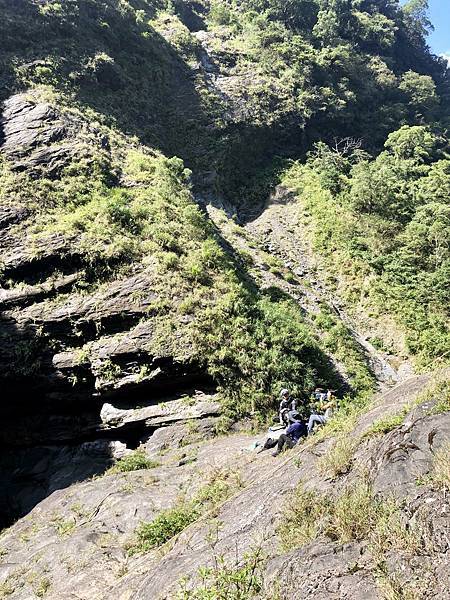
[0,1,449,598]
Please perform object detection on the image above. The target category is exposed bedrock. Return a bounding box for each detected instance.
[0,93,222,527]
[0,390,221,527]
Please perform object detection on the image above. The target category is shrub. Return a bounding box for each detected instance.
[52,517,76,537]
[282,130,450,367]
[311,392,371,441]
[131,505,199,553]
[177,549,264,599]
[107,450,160,474]
[370,498,425,557]
[313,308,376,397]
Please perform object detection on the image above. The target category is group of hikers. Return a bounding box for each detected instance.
[269,387,337,457]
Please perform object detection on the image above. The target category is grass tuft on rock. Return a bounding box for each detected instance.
[132,505,199,553]
[107,449,160,474]
[280,481,427,553]
[430,443,450,490]
[364,412,406,438]
[317,437,358,477]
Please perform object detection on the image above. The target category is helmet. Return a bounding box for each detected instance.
[279,388,289,398]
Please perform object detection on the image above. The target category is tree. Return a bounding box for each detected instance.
[384,125,437,161]
[354,10,397,50]
[401,202,450,270]
[246,0,320,32]
[402,0,434,40]
[417,160,450,204]
[399,71,439,121]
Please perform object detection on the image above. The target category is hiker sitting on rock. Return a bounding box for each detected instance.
[272,411,306,456]
[307,389,336,435]
[312,387,327,402]
[278,388,297,426]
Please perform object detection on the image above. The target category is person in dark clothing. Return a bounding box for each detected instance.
[278,389,297,425]
[272,411,307,456]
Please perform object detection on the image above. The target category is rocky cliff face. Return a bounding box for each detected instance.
[0,88,379,528]
[0,91,216,525]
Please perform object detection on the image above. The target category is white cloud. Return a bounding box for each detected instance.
[440,51,450,66]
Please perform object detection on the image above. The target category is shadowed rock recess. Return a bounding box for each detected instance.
[0,1,449,599]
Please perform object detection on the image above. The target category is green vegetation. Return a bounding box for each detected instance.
[280,481,425,554]
[51,517,76,537]
[2,0,448,197]
[1,118,345,417]
[364,412,407,438]
[317,436,357,477]
[107,449,160,474]
[284,125,450,367]
[309,391,370,442]
[129,468,243,554]
[278,484,329,548]
[430,443,450,490]
[194,469,243,511]
[195,291,342,417]
[0,0,448,419]
[177,549,264,599]
[132,505,199,553]
[313,306,376,397]
[425,378,450,414]
[33,576,51,598]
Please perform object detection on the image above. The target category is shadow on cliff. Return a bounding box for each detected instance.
[0,0,306,197]
[0,315,212,527]
[0,316,108,528]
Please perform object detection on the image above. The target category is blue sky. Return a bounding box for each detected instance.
[400,0,450,61]
[426,0,450,61]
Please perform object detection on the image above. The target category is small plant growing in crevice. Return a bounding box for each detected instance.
[364,412,406,438]
[130,505,199,554]
[425,378,450,415]
[429,443,450,490]
[177,548,265,599]
[51,517,76,537]
[107,449,160,474]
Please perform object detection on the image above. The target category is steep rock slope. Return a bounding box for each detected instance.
[0,373,448,599]
[0,90,350,527]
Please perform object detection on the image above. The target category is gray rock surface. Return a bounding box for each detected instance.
[264,541,379,600]
[1,375,447,600]
[1,96,68,157]
[0,439,123,527]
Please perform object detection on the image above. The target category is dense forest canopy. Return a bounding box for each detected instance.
[0,0,448,173]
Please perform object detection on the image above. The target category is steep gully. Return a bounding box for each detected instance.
[0,178,402,528]
[0,183,399,529]
[201,187,403,390]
